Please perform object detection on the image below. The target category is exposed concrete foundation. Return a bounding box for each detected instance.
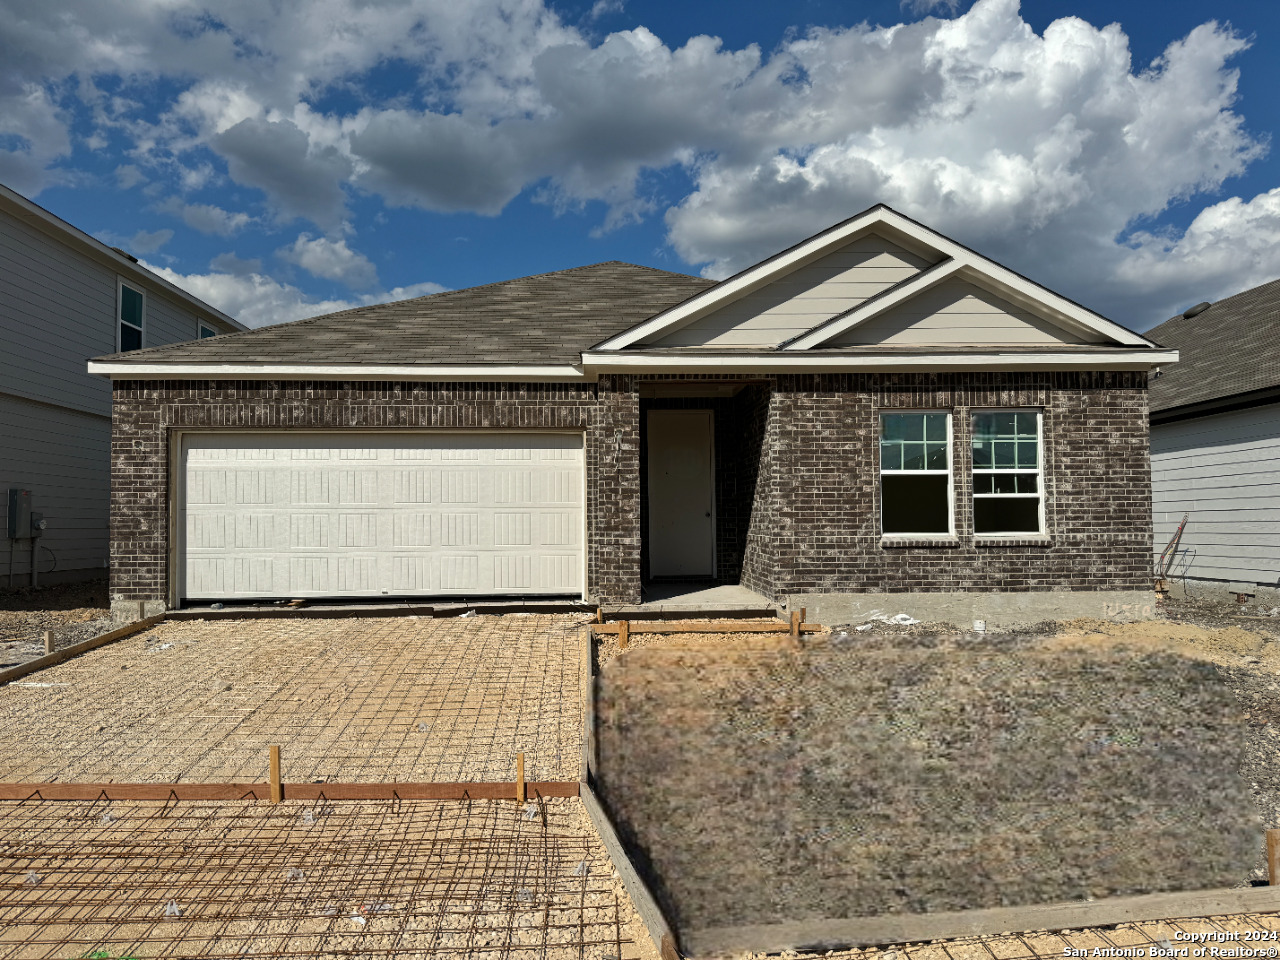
[109,598,166,624]
[1164,577,1280,607]
[787,590,1158,630]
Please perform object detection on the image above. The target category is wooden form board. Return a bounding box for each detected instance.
[684,886,1280,956]
[581,626,597,782]
[0,614,165,686]
[592,619,821,635]
[581,784,681,960]
[0,781,581,802]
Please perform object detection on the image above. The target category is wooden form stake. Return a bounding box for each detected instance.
[516,752,526,803]
[269,745,282,804]
[42,631,54,656]
[618,619,629,650]
[1268,829,1280,885]
[595,607,603,624]
[790,610,800,639]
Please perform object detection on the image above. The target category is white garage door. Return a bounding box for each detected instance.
[181,432,584,599]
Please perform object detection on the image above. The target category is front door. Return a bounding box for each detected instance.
[647,409,715,577]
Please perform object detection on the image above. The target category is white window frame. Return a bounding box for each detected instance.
[198,322,218,339]
[116,278,146,352]
[878,410,954,537]
[971,408,1046,536]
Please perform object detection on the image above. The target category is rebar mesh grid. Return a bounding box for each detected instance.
[810,912,1280,960]
[0,614,587,785]
[0,796,649,960]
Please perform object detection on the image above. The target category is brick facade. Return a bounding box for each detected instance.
[109,371,1152,607]
[738,371,1152,595]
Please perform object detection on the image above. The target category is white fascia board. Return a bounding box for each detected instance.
[581,350,1179,373]
[598,204,1151,351]
[595,205,907,351]
[86,361,590,382]
[846,213,1150,347]
[784,257,963,350]
[0,182,247,332]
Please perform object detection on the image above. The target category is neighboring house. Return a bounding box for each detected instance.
[87,204,1174,620]
[1,181,244,588]
[1146,281,1280,601]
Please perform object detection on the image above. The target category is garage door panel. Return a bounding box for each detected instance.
[182,433,583,599]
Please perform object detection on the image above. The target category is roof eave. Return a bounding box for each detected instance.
[86,361,590,382]
[1,182,247,332]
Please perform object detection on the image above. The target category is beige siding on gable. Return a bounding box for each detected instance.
[643,235,935,348]
[827,277,1090,347]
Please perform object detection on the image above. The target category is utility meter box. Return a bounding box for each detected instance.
[7,489,33,539]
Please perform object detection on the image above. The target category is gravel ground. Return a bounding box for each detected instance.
[596,619,1267,939]
[0,613,588,784]
[0,578,110,670]
[0,796,657,960]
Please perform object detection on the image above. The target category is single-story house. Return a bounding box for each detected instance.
[1147,280,1280,603]
[88,205,1174,620]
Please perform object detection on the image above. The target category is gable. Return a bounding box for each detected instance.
[640,235,936,348]
[826,277,1092,347]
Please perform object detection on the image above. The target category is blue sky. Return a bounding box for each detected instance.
[5,0,1280,332]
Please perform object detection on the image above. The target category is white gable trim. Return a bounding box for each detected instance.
[594,206,924,350]
[780,257,964,349]
[597,205,1151,351]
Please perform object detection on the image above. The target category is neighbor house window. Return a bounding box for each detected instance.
[117,280,145,351]
[972,410,1043,534]
[880,412,952,535]
[198,323,218,339]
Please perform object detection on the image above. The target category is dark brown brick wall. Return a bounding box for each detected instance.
[109,371,1152,607]
[110,377,642,604]
[743,371,1152,594]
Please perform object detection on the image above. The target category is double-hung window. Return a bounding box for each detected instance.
[117,280,145,351]
[879,412,952,535]
[971,411,1043,534]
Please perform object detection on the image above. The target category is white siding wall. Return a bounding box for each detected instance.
[0,394,110,583]
[643,235,935,348]
[1,203,237,580]
[0,207,236,418]
[829,277,1088,346]
[1151,403,1280,586]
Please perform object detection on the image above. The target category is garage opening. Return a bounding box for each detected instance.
[179,432,584,601]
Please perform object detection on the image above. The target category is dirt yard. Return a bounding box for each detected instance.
[0,613,589,784]
[0,796,656,959]
[0,577,109,670]
[595,617,1272,941]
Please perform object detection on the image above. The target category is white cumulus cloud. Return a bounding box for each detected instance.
[141,261,446,329]
[157,197,253,236]
[3,0,1279,325]
[278,233,380,290]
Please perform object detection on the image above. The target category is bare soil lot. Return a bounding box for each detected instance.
[0,578,109,670]
[0,796,656,959]
[595,619,1268,940]
[0,613,587,784]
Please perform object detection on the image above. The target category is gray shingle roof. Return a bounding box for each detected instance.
[95,262,713,366]
[1146,278,1280,413]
